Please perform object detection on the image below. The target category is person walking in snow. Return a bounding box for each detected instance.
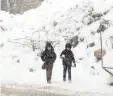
[60,43,76,82]
[41,42,56,83]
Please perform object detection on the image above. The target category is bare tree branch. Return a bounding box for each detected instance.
[8,40,31,48]
[53,41,60,48]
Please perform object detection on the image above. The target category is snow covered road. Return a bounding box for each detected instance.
[1,59,113,96]
[1,83,113,96]
[1,86,63,96]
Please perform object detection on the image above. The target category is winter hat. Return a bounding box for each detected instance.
[46,42,52,47]
[65,43,72,49]
[45,42,54,51]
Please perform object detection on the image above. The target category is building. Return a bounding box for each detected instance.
[1,0,41,14]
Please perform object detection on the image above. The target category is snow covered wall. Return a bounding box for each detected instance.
[0,0,113,95]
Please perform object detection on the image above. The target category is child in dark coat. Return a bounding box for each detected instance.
[41,42,56,83]
[60,43,76,82]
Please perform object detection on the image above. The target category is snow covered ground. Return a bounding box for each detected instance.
[0,0,113,95]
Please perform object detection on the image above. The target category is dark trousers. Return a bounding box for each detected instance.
[46,65,53,82]
[63,65,71,81]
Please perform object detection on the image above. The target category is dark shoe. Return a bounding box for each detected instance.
[68,80,72,83]
[47,80,51,84]
[63,78,66,82]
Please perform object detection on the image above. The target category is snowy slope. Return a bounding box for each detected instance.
[0,0,113,95]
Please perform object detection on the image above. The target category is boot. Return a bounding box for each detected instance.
[47,80,51,84]
[63,78,66,82]
[68,78,72,83]
[68,80,72,83]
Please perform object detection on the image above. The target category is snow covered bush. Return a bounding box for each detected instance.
[70,36,79,48]
[97,19,110,33]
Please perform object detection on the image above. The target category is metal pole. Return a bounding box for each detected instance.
[100,31,103,68]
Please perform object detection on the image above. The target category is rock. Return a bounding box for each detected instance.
[17,60,20,63]
[0,43,4,48]
[29,68,34,72]
[80,37,84,42]
[110,83,113,86]
[88,42,95,47]
[53,21,58,27]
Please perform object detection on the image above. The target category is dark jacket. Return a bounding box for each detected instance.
[60,49,75,66]
[41,43,56,65]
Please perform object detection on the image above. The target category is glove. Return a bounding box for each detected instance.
[74,62,76,67]
[49,60,53,64]
[60,55,65,59]
[42,63,46,69]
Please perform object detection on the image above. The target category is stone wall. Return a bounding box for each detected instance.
[1,0,41,14]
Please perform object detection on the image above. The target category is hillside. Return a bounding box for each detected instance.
[0,0,113,95]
